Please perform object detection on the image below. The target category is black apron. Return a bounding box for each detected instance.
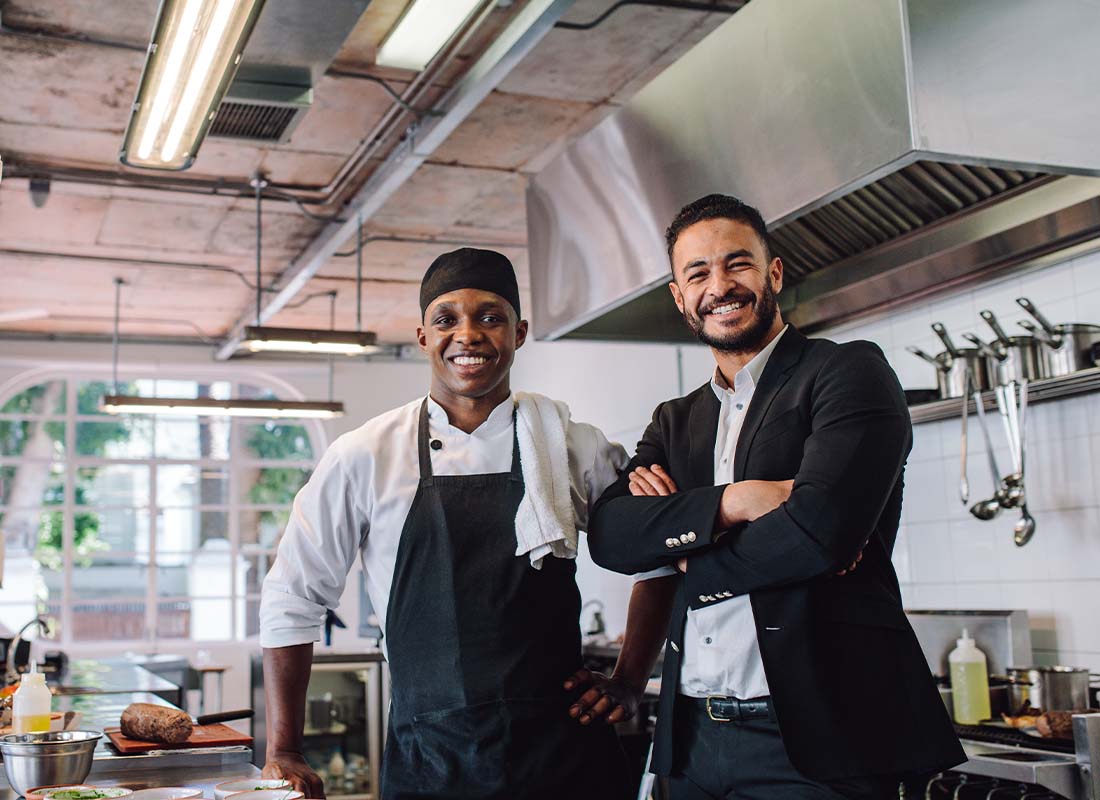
[380,400,630,800]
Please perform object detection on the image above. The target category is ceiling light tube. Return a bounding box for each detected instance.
[101,395,344,419]
[120,0,267,170]
[241,325,381,356]
[0,308,50,324]
[376,0,482,72]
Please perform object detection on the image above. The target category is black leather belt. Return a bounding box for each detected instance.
[689,695,772,722]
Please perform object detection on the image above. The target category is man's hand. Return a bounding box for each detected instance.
[627,464,678,496]
[263,751,325,798]
[628,466,687,570]
[718,479,794,527]
[564,669,642,726]
[836,549,863,576]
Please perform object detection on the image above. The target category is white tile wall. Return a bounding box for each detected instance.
[827,248,1100,669]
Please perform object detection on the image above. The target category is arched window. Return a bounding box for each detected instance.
[0,371,324,645]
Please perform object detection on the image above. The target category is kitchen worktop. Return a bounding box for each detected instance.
[0,751,260,800]
[50,659,182,704]
[0,691,258,795]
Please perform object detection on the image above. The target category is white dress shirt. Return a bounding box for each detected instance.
[677,325,789,699]
[259,394,629,650]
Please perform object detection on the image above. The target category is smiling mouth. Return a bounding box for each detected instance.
[705,298,752,317]
[449,354,492,367]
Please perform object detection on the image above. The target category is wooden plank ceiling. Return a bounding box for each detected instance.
[0,0,740,347]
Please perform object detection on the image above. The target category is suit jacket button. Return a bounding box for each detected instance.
[687,531,697,543]
[698,595,707,602]
[680,534,690,544]
[665,538,676,548]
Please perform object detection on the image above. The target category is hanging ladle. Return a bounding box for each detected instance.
[969,385,1004,521]
[1014,380,1037,546]
[959,365,970,505]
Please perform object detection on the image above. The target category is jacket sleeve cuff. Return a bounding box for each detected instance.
[656,484,726,555]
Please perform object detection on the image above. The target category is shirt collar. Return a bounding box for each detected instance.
[711,324,790,399]
[426,392,515,436]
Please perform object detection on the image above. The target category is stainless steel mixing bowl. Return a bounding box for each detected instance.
[0,731,102,795]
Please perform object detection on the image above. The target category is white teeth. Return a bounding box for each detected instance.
[709,301,747,316]
[453,356,488,366]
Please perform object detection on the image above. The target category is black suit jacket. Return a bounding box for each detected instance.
[589,327,964,781]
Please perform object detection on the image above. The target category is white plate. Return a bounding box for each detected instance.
[213,782,289,800]
[43,790,134,800]
[128,789,203,800]
[224,791,304,800]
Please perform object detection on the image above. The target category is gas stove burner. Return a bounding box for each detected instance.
[954,723,1074,754]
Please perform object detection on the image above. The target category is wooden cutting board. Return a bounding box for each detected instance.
[104,723,253,753]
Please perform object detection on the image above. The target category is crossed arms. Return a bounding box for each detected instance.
[588,342,912,597]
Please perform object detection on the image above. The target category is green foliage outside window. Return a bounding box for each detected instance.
[246,422,312,530]
[5,382,135,567]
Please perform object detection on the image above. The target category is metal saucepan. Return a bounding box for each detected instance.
[907,323,992,399]
[1017,297,1100,377]
[999,666,1100,711]
[966,309,1047,384]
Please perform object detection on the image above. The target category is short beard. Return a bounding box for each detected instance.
[683,277,779,354]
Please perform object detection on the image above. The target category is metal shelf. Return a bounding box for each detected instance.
[908,367,1100,425]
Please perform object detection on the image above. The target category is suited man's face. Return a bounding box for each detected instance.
[668,218,784,354]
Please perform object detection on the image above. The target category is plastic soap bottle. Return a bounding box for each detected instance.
[12,661,52,734]
[948,628,991,724]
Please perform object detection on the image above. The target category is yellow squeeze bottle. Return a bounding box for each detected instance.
[948,628,991,724]
[13,661,52,734]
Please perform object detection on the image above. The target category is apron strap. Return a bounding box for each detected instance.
[509,409,522,483]
[417,398,433,483]
[418,397,524,484]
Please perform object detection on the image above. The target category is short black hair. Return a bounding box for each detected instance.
[665,193,773,265]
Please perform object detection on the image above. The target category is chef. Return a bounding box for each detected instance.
[259,248,633,799]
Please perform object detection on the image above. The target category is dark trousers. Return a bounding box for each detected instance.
[668,696,901,800]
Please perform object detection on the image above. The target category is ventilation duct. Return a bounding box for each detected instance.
[527,0,1100,341]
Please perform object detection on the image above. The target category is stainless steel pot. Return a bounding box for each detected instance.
[1002,666,1100,711]
[968,309,1047,384]
[1017,297,1100,377]
[907,323,993,399]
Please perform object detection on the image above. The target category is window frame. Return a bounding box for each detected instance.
[0,366,325,646]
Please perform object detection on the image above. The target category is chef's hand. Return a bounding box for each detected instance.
[264,751,325,799]
[564,669,642,726]
[836,549,863,576]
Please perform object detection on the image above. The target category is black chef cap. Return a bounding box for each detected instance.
[419,248,521,319]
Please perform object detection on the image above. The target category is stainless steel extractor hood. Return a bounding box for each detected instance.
[527,0,1100,341]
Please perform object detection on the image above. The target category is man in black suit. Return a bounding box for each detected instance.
[569,195,963,798]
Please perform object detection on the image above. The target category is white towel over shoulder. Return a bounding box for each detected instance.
[514,391,578,568]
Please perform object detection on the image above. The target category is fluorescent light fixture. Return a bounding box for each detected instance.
[376,0,482,71]
[120,0,267,170]
[0,308,49,324]
[102,395,344,419]
[242,325,381,356]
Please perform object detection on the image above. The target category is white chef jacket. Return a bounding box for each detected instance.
[647,325,789,699]
[259,394,629,650]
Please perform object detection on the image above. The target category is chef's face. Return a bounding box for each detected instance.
[668,218,784,354]
[419,289,527,402]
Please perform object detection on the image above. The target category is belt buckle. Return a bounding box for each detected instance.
[705,696,732,723]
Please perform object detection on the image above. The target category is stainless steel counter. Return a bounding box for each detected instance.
[0,755,260,800]
[51,659,182,705]
[0,687,258,796]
